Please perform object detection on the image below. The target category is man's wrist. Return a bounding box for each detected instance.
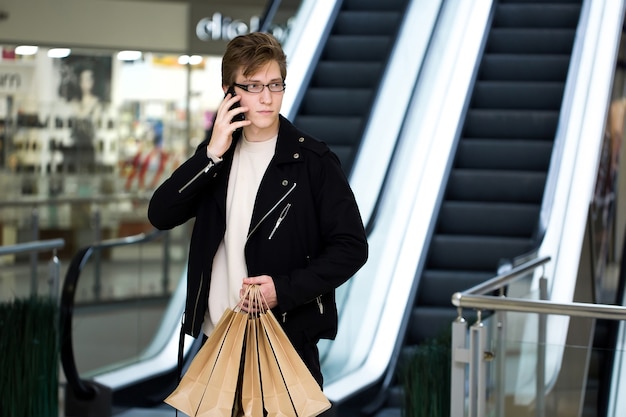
[206,148,223,163]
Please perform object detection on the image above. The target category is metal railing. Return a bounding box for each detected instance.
[60,229,167,406]
[0,192,152,244]
[450,255,626,417]
[0,238,65,300]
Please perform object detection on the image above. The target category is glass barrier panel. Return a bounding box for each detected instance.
[0,252,59,302]
[476,311,598,417]
[70,230,187,377]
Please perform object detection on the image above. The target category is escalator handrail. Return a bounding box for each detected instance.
[501,0,594,271]
[282,0,341,120]
[259,0,283,32]
[322,0,495,405]
[60,229,167,400]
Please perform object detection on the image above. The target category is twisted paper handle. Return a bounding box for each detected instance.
[237,284,271,318]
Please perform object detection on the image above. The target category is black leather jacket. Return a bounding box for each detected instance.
[148,116,368,347]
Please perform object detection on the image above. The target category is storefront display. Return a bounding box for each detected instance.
[0,46,217,254]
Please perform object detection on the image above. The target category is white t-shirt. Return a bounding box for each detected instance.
[202,133,277,335]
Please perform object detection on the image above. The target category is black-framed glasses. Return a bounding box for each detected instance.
[233,82,286,93]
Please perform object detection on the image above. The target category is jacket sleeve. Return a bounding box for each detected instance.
[148,142,222,230]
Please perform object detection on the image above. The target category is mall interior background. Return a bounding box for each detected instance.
[0,0,295,262]
[4,1,626,416]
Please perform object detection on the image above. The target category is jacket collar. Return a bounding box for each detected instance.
[272,115,306,165]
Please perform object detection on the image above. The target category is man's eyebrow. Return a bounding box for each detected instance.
[245,77,283,83]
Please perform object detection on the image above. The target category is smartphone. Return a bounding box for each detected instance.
[226,86,245,126]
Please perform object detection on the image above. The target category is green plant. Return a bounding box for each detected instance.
[399,329,452,417]
[0,297,59,417]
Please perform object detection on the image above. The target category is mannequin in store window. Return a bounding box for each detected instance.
[66,63,102,173]
[72,66,102,121]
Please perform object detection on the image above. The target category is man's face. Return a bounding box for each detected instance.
[232,60,284,138]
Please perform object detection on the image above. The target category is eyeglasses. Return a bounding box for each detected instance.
[233,82,286,94]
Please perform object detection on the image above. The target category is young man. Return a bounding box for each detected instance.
[148,32,368,387]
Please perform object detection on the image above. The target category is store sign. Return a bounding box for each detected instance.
[196,12,290,43]
[0,66,33,94]
[189,3,295,55]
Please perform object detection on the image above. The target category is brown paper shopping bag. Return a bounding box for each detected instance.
[194,310,247,417]
[240,317,264,417]
[257,312,298,417]
[164,308,237,415]
[260,310,331,417]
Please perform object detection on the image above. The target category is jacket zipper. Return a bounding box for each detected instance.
[316,296,324,314]
[251,182,297,325]
[247,182,297,240]
[190,271,204,332]
[268,203,291,240]
[178,159,216,193]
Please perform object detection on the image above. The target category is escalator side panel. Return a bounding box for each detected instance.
[372,0,583,415]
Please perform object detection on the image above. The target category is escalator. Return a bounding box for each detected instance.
[291,0,410,175]
[365,0,584,414]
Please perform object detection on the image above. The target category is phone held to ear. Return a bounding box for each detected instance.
[226,86,245,129]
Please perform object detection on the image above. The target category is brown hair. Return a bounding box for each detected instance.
[221,32,287,87]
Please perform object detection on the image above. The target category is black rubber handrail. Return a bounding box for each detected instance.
[259,0,283,32]
[59,229,167,400]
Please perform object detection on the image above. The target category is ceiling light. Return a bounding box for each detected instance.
[48,48,71,58]
[15,45,38,55]
[178,55,203,66]
[117,50,142,61]
[188,55,203,65]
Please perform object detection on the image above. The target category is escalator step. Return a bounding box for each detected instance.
[494,3,581,28]
[408,307,460,344]
[479,54,571,81]
[438,201,540,236]
[323,36,393,61]
[472,81,564,110]
[464,109,559,139]
[427,235,533,270]
[488,28,576,54]
[447,169,546,202]
[334,11,404,36]
[455,139,553,170]
[342,0,407,11]
[294,115,363,146]
[313,61,383,88]
[417,269,493,306]
[300,88,374,116]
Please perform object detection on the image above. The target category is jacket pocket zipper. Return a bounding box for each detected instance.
[268,203,291,240]
[247,182,297,240]
[282,296,324,324]
[178,159,215,193]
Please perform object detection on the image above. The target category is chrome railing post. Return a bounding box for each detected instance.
[495,289,507,417]
[536,276,548,417]
[48,249,61,301]
[30,206,40,297]
[92,206,102,300]
[451,313,468,417]
[468,310,487,417]
[495,262,511,417]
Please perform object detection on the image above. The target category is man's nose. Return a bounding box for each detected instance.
[260,86,272,103]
